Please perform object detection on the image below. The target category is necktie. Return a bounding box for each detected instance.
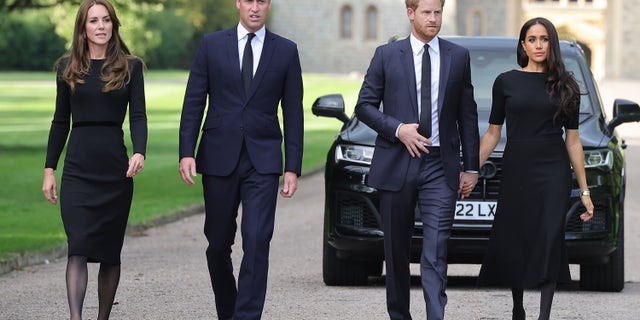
[242,33,256,94]
[418,44,432,138]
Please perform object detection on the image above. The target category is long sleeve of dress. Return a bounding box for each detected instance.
[45,66,71,170]
[128,58,148,156]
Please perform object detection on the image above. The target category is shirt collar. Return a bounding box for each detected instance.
[237,23,266,42]
[410,34,440,56]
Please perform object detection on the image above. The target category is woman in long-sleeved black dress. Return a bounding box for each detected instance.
[42,1,147,319]
[477,17,594,320]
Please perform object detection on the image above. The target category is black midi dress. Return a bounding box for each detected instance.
[45,58,147,264]
[477,70,578,289]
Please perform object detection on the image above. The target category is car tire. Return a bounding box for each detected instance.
[322,229,369,286]
[366,260,383,277]
[579,213,625,292]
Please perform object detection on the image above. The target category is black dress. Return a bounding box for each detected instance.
[477,70,578,288]
[45,58,147,264]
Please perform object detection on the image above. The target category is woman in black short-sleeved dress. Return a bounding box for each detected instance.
[476,17,594,320]
[42,1,147,319]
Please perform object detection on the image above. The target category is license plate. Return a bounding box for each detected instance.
[454,201,496,220]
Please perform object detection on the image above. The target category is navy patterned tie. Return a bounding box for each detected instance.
[418,44,432,138]
[241,33,256,94]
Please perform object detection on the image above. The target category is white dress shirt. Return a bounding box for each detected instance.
[410,34,440,146]
[237,24,266,76]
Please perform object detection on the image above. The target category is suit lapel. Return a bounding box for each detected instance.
[225,28,245,98]
[438,38,452,114]
[400,38,419,119]
[246,30,276,100]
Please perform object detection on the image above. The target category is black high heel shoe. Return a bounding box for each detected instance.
[512,307,526,320]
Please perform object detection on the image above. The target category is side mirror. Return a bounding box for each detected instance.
[311,94,350,123]
[607,99,640,132]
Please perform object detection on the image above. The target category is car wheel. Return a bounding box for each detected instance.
[322,230,368,286]
[579,213,625,292]
[366,260,383,277]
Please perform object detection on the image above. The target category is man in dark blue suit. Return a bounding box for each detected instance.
[178,0,303,319]
[355,0,479,319]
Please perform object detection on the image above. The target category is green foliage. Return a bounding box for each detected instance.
[0,10,66,70]
[0,0,166,12]
[169,0,239,69]
[144,7,195,69]
[0,1,240,70]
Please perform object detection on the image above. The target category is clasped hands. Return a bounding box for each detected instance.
[397,123,478,199]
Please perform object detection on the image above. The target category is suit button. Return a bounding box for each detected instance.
[240,126,244,131]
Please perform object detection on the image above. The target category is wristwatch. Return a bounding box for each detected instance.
[580,189,591,197]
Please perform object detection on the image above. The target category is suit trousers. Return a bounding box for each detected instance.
[201,143,279,320]
[379,148,457,320]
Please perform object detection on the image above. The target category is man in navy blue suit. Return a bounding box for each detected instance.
[355,0,479,319]
[178,0,303,319]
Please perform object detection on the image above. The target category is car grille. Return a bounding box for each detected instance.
[566,202,608,232]
[468,157,503,200]
[335,193,379,229]
[333,156,609,237]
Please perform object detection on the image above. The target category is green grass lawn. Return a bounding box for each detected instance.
[0,71,363,262]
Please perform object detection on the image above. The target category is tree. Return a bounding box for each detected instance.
[0,0,165,12]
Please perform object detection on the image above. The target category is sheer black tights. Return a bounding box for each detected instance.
[97,262,121,319]
[510,282,556,320]
[539,282,556,320]
[65,255,121,320]
[66,255,88,320]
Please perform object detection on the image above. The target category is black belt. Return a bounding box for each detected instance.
[419,146,440,155]
[72,121,120,128]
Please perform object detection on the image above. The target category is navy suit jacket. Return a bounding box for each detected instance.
[179,27,304,177]
[355,37,479,191]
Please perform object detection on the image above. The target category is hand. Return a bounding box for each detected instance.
[280,171,298,198]
[458,171,478,200]
[42,168,58,205]
[397,123,431,158]
[179,157,197,186]
[126,153,145,177]
[579,194,595,222]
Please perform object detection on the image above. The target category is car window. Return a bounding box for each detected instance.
[563,57,593,115]
[468,49,593,115]
[468,49,518,113]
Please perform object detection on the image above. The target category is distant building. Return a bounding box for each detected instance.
[269,0,409,75]
[270,0,639,79]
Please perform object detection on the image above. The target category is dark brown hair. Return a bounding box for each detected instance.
[56,0,139,93]
[517,17,580,121]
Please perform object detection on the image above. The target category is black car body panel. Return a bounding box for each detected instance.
[314,36,640,291]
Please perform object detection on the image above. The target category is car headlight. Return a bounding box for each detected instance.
[584,149,613,169]
[335,144,374,165]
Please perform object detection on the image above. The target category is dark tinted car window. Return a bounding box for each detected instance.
[469,49,518,112]
[563,57,593,115]
[468,49,593,115]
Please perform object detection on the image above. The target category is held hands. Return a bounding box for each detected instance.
[459,172,478,200]
[398,123,432,157]
[42,168,58,205]
[579,193,595,222]
[126,153,145,177]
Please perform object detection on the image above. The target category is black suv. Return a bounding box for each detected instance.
[312,36,640,292]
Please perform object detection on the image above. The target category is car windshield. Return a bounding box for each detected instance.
[469,49,593,115]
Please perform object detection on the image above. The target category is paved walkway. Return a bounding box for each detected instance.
[1,79,639,319]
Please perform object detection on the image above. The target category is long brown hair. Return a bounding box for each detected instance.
[517,17,580,121]
[56,0,137,93]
